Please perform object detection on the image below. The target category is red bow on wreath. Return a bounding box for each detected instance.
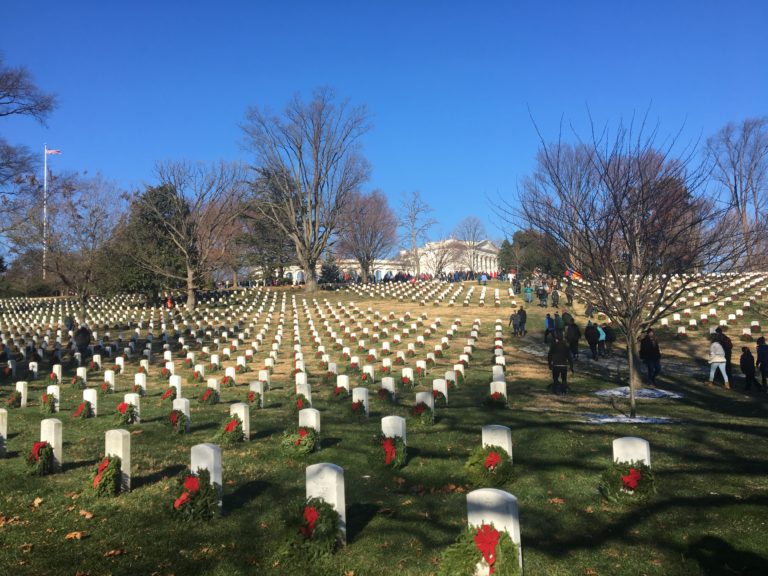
[383,438,396,465]
[622,467,642,490]
[474,524,500,573]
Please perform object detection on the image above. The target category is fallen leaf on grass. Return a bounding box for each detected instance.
[586,569,598,575]
[20,543,33,553]
[65,531,85,540]
[130,430,143,436]
[585,506,594,514]
[79,510,94,520]
[104,549,126,557]
[548,497,566,505]
[32,497,43,509]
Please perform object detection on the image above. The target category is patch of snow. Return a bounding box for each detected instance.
[595,386,683,399]
[581,413,678,424]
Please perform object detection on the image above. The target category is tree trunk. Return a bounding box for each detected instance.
[303,258,318,292]
[186,266,197,310]
[78,293,88,326]
[626,333,642,418]
[362,262,371,283]
[232,269,238,288]
[411,230,420,276]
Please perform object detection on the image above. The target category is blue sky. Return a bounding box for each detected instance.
[3,1,767,243]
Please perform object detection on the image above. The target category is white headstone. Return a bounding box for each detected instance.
[490,381,507,401]
[492,365,505,382]
[306,463,346,541]
[124,393,141,422]
[381,376,396,397]
[612,436,651,466]
[46,384,60,412]
[299,407,321,435]
[173,398,191,432]
[415,390,435,411]
[230,403,250,441]
[482,425,513,463]
[170,375,183,398]
[466,488,522,569]
[336,374,350,392]
[352,387,369,417]
[296,381,312,404]
[105,429,131,491]
[52,364,62,382]
[76,366,88,382]
[249,381,266,408]
[15,381,28,407]
[83,388,98,417]
[41,418,63,472]
[104,369,116,388]
[381,415,406,444]
[432,378,448,403]
[225,366,237,380]
[134,372,147,392]
[191,443,222,510]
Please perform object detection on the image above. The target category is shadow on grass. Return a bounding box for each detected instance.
[347,501,380,542]
[134,463,186,488]
[687,534,768,575]
[226,479,271,513]
[63,456,100,472]
[192,422,219,433]
[321,437,342,449]
[253,427,280,440]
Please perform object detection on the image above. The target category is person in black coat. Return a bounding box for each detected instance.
[739,347,759,391]
[639,328,661,385]
[548,335,574,395]
[584,321,599,360]
[564,319,581,360]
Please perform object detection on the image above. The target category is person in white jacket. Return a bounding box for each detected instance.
[708,336,730,389]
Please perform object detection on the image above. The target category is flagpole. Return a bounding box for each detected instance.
[43,143,48,280]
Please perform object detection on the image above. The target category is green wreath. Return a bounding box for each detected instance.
[438,525,520,576]
[292,393,310,414]
[71,376,86,390]
[465,445,513,487]
[72,400,93,419]
[40,393,56,414]
[5,391,21,408]
[285,497,341,559]
[214,415,245,445]
[173,468,220,521]
[169,409,188,434]
[411,402,434,427]
[331,386,349,401]
[281,426,318,455]
[483,392,507,409]
[599,460,656,504]
[27,441,55,476]
[199,388,220,405]
[247,391,262,408]
[92,455,122,497]
[368,434,407,469]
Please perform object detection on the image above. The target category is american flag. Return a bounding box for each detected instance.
[46,149,62,155]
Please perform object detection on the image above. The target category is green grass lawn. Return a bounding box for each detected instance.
[1,287,767,575]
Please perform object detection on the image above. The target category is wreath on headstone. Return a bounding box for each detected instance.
[432,389,447,407]
[131,384,146,397]
[377,387,395,404]
[71,376,86,390]
[281,426,318,455]
[92,455,121,497]
[214,415,245,445]
[40,393,56,414]
[292,394,309,414]
[350,400,366,420]
[219,376,235,388]
[483,392,507,409]
[169,409,188,434]
[286,497,341,558]
[332,386,349,401]
[173,469,219,521]
[100,382,113,395]
[465,445,513,487]
[411,402,434,427]
[438,524,521,576]
[199,388,220,406]
[247,391,261,408]
[599,460,656,503]
[188,370,205,384]
[27,441,55,476]
[116,402,138,425]
[72,400,93,419]
[5,391,21,408]
[369,434,407,469]
[162,387,177,402]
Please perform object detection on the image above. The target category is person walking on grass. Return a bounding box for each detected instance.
[755,337,768,391]
[639,328,661,385]
[597,324,607,357]
[740,346,759,392]
[584,321,599,360]
[509,310,520,337]
[564,318,581,360]
[715,327,734,382]
[548,334,574,395]
[518,306,527,336]
[708,334,730,389]
[544,313,555,344]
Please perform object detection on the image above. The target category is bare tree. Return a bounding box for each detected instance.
[706,117,768,269]
[337,189,397,281]
[453,216,487,272]
[10,174,123,323]
[0,54,57,232]
[398,191,436,275]
[503,117,751,417]
[129,160,248,310]
[242,87,370,292]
